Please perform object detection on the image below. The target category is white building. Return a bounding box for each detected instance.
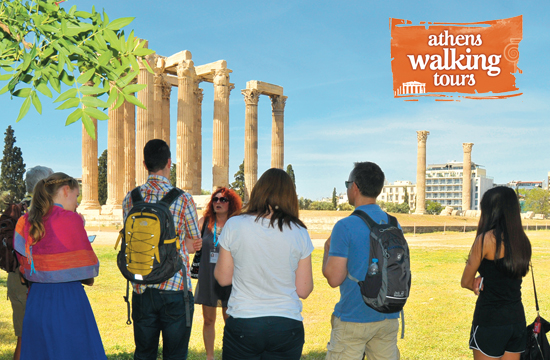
[425,161,493,210]
[379,181,417,209]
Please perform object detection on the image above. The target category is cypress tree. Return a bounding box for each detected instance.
[230,160,245,201]
[286,164,296,189]
[98,149,107,205]
[0,126,26,201]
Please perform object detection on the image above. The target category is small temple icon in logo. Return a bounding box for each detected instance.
[395,81,426,96]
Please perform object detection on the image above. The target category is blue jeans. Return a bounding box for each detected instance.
[222,316,304,360]
[132,288,194,360]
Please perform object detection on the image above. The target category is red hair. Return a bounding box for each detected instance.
[203,187,242,232]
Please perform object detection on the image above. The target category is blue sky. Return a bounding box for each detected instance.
[1,0,548,199]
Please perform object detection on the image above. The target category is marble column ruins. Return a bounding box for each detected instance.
[462,143,474,211]
[414,130,429,215]
[81,46,286,216]
[241,81,287,200]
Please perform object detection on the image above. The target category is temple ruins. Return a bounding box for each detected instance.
[80,45,286,216]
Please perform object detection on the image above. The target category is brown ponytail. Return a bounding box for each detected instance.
[27,173,79,244]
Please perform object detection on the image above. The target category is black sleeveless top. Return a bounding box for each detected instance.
[473,258,525,326]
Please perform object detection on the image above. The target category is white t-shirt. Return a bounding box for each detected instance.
[218,214,314,321]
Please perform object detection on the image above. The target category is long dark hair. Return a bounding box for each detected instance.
[202,187,242,232]
[244,168,306,231]
[28,173,79,244]
[476,186,531,278]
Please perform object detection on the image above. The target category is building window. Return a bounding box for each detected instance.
[427,180,432,184]
[475,193,478,199]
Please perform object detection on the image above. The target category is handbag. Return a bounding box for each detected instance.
[190,221,207,280]
[521,263,550,360]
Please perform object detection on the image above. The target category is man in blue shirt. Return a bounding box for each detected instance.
[323,161,400,360]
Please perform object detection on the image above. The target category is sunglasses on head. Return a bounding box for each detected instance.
[213,196,228,203]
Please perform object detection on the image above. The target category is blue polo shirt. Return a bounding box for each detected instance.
[329,204,400,323]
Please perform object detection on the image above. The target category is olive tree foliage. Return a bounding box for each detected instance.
[0,0,154,138]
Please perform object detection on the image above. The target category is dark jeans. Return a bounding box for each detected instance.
[222,316,305,360]
[132,288,194,360]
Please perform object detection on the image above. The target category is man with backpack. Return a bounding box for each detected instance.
[323,162,402,360]
[122,139,202,360]
[4,165,53,360]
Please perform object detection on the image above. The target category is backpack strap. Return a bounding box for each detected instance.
[351,209,378,229]
[131,187,144,204]
[159,188,184,207]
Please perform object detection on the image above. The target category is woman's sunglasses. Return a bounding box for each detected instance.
[213,196,229,203]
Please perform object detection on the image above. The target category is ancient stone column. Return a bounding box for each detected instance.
[212,69,231,190]
[176,58,195,192]
[192,83,204,195]
[462,143,474,211]
[152,55,165,140]
[102,103,125,215]
[161,79,172,147]
[414,130,429,215]
[270,95,286,169]
[80,100,100,213]
[136,52,154,185]
[123,98,136,195]
[242,89,260,201]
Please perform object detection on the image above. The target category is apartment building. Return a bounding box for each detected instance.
[379,180,417,209]
[425,161,493,210]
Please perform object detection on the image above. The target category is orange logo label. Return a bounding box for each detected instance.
[390,16,522,101]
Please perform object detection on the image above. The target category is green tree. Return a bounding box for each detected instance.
[230,160,245,201]
[299,197,312,210]
[0,125,26,201]
[426,200,443,215]
[524,188,550,217]
[309,201,335,211]
[286,164,295,189]
[201,189,211,195]
[97,149,107,205]
[338,202,355,211]
[170,163,176,186]
[332,187,337,209]
[0,0,155,138]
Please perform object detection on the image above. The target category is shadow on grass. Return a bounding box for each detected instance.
[106,349,328,359]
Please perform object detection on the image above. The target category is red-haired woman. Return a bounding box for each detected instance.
[195,187,242,360]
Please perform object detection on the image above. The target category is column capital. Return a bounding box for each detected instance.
[463,143,474,153]
[416,130,430,143]
[242,89,260,105]
[213,69,230,87]
[270,95,287,112]
[177,60,195,79]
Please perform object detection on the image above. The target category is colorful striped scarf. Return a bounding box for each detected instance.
[14,205,99,283]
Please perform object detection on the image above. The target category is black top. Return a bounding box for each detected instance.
[473,258,525,326]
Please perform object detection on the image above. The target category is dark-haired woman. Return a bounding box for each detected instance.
[215,168,314,360]
[461,186,532,360]
[14,173,106,360]
[195,187,242,360]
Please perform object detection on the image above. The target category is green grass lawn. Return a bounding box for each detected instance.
[1,230,550,359]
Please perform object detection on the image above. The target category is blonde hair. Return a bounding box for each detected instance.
[28,172,79,244]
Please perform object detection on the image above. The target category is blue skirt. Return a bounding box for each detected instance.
[21,281,106,360]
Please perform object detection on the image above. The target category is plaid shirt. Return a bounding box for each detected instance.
[122,175,200,293]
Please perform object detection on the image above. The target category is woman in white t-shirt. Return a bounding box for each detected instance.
[215,168,314,360]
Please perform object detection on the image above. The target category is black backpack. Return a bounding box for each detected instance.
[347,209,411,316]
[0,202,27,273]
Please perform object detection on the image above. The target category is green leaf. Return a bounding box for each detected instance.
[37,24,59,33]
[123,92,146,109]
[13,88,32,98]
[97,50,110,66]
[106,17,134,31]
[31,91,42,114]
[133,48,154,57]
[81,113,96,139]
[0,83,9,95]
[106,88,118,107]
[60,70,75,86]
[66,23,93,37]
[81,96,108,108]
[104,30,120,51]
[116,70,138,88]
[142,57,154,74]
[78,85,107,96]
[0,74,12,81]
[122,83,146,94]
[54,87,78,103]
[68,5,77,17]
[65,107,83,125]
[95,33,108,50]
[56,97,81,110]
[57,54,65,73]
[16,97,32,122]
[49,75,61,93]
[83,106,109,120]
[113,91,126,110]
[74,11,93,19]
[77,68,95,84]
[128,54,140,73]
[36,82,53,98]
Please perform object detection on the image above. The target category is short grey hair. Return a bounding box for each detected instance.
[25,166,54,193]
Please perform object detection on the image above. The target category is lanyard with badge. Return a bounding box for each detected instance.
[210,222,220,263]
